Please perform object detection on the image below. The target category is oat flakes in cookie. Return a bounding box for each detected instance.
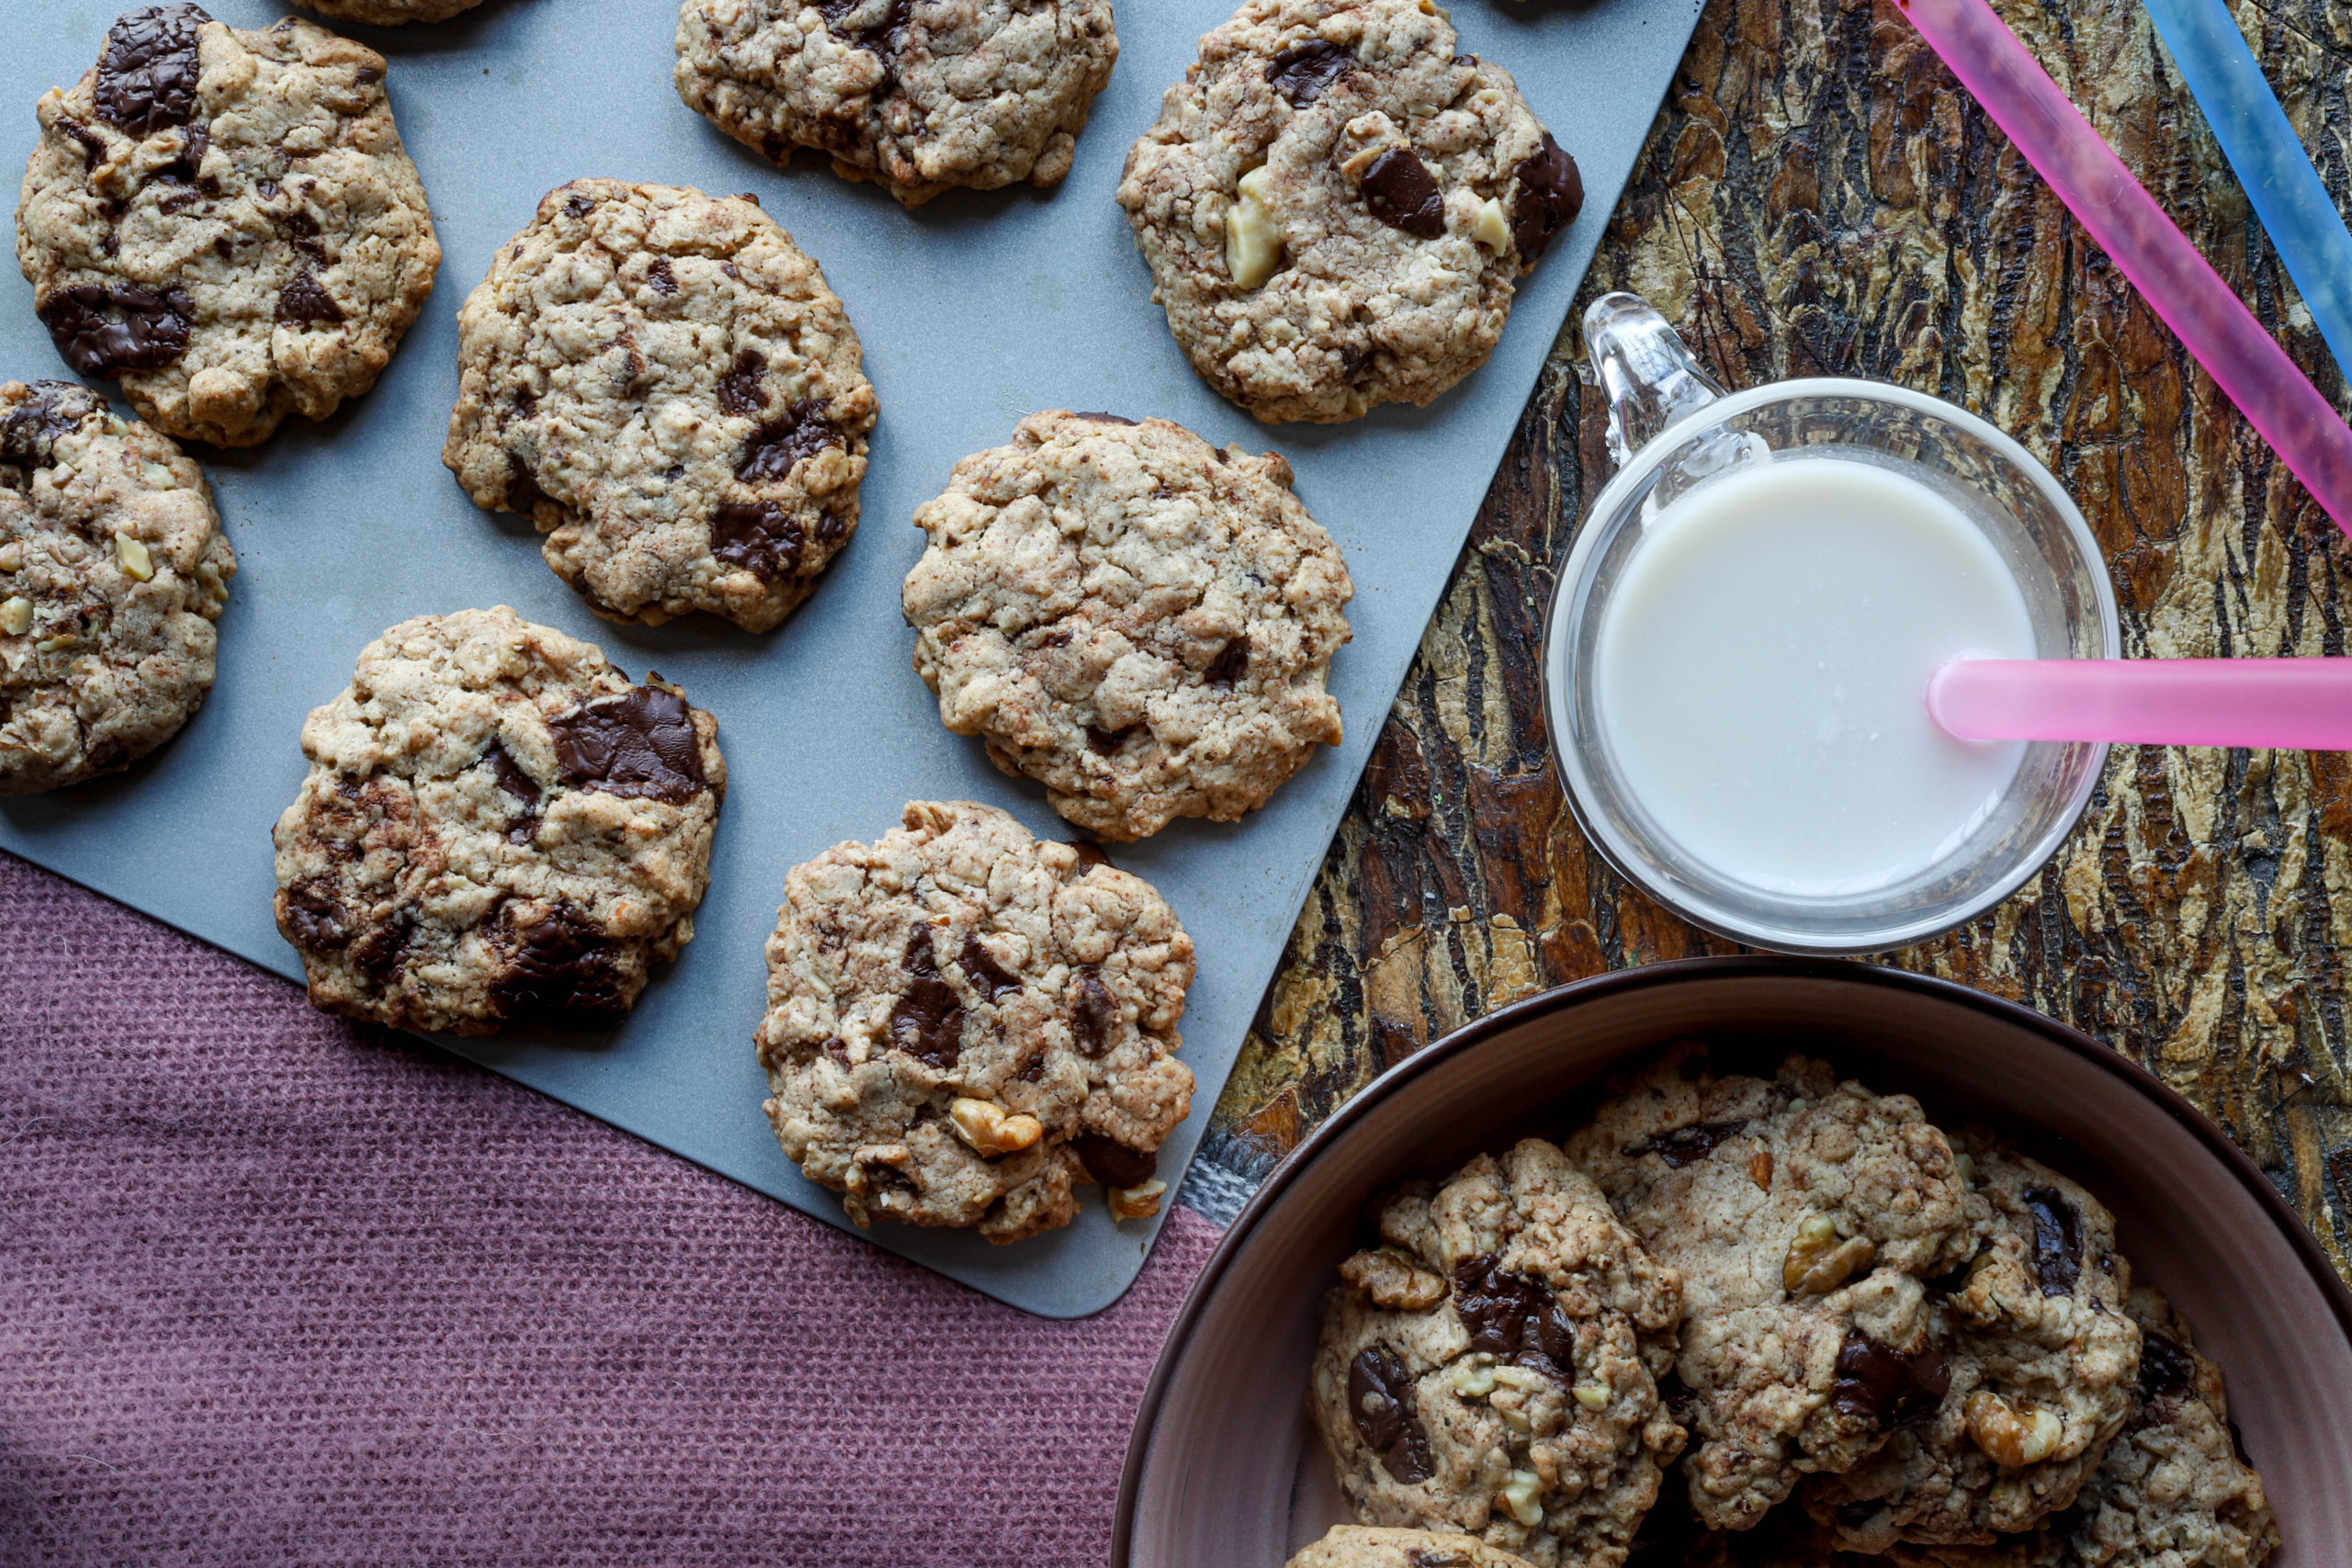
[289,0,490,24]
[1803,1134,2142,1551]
[673,0,1120,209]
[756,799,1194,1243]
[0,379,232,794]
[272,607,726,1036]
[1564,1044,1985,1535]
[1285,1524,1545,1568]
[902,410,1351,841]
[1310,1139,1686,1568]
[1116,0,1582,423]
[444,180,876,633]
[16,5,440,446]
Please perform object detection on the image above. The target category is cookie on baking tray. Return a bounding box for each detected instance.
[901,410,1352,841]
[0,378,233,794]
[1115,0,1582,423]
[673,0,1121,209]
[755,799,1194,1243]
[15,5,440,446]
[1309,1138,1686,1568]
[1285,1524,1543,1568]
[288,0,492,23]
[272,607,726,1036]
[444,179,876,633]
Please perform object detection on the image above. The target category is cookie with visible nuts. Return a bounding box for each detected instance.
[673,0,1121,209]
[1116,0,1581,423]
[756,799,1194,1243]
[16,6,440,446]
[444,179,876,633]
[1562,1044,1986,1534]
[271,607,727,1035]
[1284,1525,1544,1568]
[1309,1139,1686,1568]
[0,378,233,794]
[902,410,1352,841]
[1802,1134,2142,1551]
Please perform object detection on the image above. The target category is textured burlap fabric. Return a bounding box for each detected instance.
[0,850,1220,1565]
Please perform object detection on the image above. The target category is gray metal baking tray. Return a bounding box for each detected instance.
[0,0,1704,1315]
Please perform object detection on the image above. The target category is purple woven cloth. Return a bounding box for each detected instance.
[0,850,1221,1566]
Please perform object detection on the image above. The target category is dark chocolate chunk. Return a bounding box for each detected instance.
[646,256,676,295]
[1085,724,1133,756]
[1071,411,1136,424]
[718,349,769,415]
[1069,1134,1156,1189]
[1201,635,1250,689]
[2137,1329,2197,1403]
[1068,840,1112,869]
[1070,965,1118,1056]
[710,500,804,582]
[0,382,99,471]
[737,401,841,482]
[156,119,209,187]
[348,910,414,982]
[354,65,383,85]
[1453,1255,1577,1382]
[1265,39,1355,107]
[479,739,542,845]
[37,283,192,377]
[59,118,107,171]
[1347,1345,1434,1483]
[489,899,627,1029]
[818,0,912,56]
[282,882,351,949]
[888,924,964,1066]
[2023,1186,2083,1297]
[505,453,550,515]
[565,193,594,220]
[1832,1332,1951,1429]
[1510,132,1583,262]
[959,933,1022,1001]
[1361,148,1445,239]
[548,684,707,803]
[275,266,344,325]
[1623,1118,1748,1168]
[95,4,209,139]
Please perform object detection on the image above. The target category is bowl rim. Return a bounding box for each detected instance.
[1111,955,2352,1564]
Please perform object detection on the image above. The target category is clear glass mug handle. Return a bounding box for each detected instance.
[1581,291,1727,469]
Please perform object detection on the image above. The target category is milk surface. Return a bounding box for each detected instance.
[1593,456,2035,897]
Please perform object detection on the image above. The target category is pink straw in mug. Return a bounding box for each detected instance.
[1928,659,2352,749]
[1893,0,2352,536]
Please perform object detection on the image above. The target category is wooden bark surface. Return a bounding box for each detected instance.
[1195,0,2352,1280]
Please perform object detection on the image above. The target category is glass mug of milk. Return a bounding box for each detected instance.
[1543,293,2120,953]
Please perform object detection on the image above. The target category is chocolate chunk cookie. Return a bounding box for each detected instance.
[1309,1139,1687,1568]
[1564,1045,1984,1534]
[272,607,726,1035]
[16,6,439,446]
[289,0,490,23]
[756,799,1195,1243]
[1116,0,1582,423]
[444,180,876,632]
[0,379,232,793]
[673,0,1120,209]
[1803,1134,2142,1550]
[902,410,1351,841]
[1286,1525,1545,1568]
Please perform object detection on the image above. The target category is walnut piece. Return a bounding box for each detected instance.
[1339,1247,1448,1311]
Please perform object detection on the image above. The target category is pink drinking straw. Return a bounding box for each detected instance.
[1928,659,2352,749]
[1894,0,2352,536]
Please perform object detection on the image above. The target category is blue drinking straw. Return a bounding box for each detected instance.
[2141,0,2352,382]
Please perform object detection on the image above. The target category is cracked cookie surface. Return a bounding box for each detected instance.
[1286,1525,1544,1568]
[902,410,1351,841]
[0,379,232,794]
[1564,1044,1984,1534]
[271,606,726,1036]
[1116,0,1581,423]
[756,799,1194,1243]
[445,179,875,633]
[16,5,439,446]
[674,0,1120,208]
[1309,1138,1686,1568]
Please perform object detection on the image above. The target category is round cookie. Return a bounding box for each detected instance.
[1287,1525,1544,1568]
[289,0,491,23]
[1115,0,1582,423]
[673,0,1121,209]
[272,607,727,1036]
[1804,1134,2142,1551]
[902,410,1352,841]
[1309,1139,1687,1568]
[0,379,233,793]
[756,799,1194,1243]
[1562,1044,1985,1535]
[16,5,440,446]
[444,179,876,632]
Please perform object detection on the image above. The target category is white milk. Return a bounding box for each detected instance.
[1592,456,2035,897]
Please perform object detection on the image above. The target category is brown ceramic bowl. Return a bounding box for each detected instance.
[1114,958,2352,1565]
